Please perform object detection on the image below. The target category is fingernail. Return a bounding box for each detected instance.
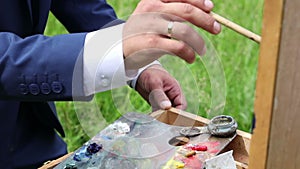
[160,101,172,109]
[204,0,214,9]
[213,21,221,33]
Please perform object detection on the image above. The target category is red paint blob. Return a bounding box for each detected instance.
[191,145,208,151]
[201,141,221,154]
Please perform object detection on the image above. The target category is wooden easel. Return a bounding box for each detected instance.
[249,0,300,168]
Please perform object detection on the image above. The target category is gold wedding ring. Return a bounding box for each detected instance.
[167,21,174,37]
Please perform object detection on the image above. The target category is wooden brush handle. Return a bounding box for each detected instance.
[210,12,261,43]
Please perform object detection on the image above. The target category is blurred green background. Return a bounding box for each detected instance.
[45,0,263,152]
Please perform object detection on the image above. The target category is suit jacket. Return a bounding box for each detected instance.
[0,0,117,168]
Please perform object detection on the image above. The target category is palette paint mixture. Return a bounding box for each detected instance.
[54,112,236,169]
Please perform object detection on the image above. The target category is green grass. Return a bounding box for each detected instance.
[45,0,263,152]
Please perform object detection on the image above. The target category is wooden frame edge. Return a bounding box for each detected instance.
[248,0,284,168]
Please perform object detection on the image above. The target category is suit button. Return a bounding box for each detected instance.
[19,84,29,95]
[41,83,51,94]
[29,83,40,95]
[51,81,63,93]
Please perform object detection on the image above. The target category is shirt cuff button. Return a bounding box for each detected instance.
[100,75,110,87]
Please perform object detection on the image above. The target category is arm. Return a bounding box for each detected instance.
[50,0,118,33]
[0,32,87,100]
[50,0,220,111]
[51,0,221,110]
[0,0,128,101]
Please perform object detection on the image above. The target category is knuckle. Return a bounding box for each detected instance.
[150,78,162,86]
[146,35,159,47]
[138,1,162,12]
[182,3,194,15]
[174,42,195,61]
[173,85,182,94]
[175,42,187,52]
[204,17,215,28]
[168,83,182,95]
[179,25,193,37]
[144,73,161,86]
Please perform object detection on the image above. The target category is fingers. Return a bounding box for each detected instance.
[148,81,187,111]
[136,65,187,111]
[123,13,206,68]
[160,3,221,34]
[164,83,187,110]
[134,0,221,34]
[167,22,206,55]
[124,34,196,69]
[149,89,172,111]
[161,0,214,12]
[123,0,219,68]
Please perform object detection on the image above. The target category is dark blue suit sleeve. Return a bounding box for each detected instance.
[0,32,88,101]
[51,0,118,33]
[0,0,120,101]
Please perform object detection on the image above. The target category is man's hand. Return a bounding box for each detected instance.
[123,0,220,110]
[123,0,221,70]
[135,64,187,111]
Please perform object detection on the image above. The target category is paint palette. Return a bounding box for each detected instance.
[54,111,236,169]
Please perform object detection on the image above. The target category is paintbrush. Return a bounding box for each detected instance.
[210,12,261,43]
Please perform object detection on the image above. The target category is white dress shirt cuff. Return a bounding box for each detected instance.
[83,24,128,96]
[82,23,161,96]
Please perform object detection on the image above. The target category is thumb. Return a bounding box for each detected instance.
[149,89,172,111]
